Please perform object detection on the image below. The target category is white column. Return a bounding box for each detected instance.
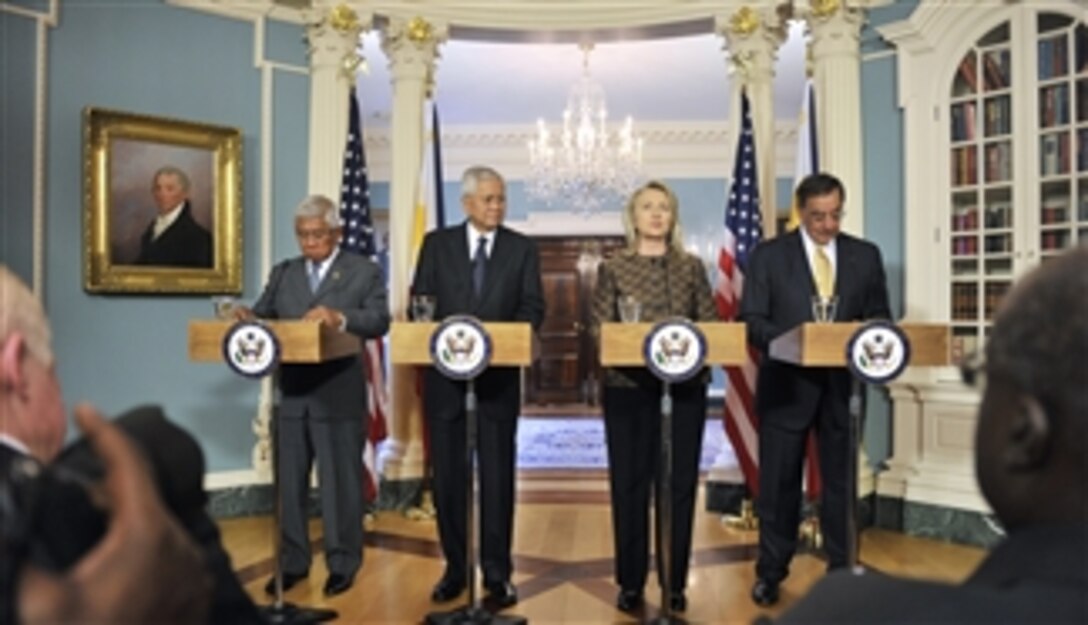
[717,5,785,237]
[304,7,369,198]
[379,16,447,481]
[803,1,866,236]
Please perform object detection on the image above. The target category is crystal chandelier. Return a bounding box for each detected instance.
[527,43,644,215]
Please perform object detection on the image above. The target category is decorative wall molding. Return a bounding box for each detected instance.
[169,0,785,33]
[2,0,58,298]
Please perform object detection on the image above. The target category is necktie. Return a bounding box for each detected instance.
[473,236,488,297]
[308,262,321,293]
[813,246,833,298]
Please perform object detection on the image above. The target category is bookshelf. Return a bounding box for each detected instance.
[947,13,1088,363]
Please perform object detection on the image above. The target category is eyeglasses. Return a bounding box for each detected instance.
[296,228,332,241]
[960,351,987,392]
[807,210,846,224]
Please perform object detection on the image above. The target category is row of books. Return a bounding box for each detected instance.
[950,203,1013,231]
[986,142,1013,182]
[950,102,978,142]
[1078,80,1088,122]
[1080,128,1088,172]
[1038,36,1069,80]
[954,49,1012,95]
[952,146,979,186]
[951,280,1010,322]
[1040,195,1071,224]
[1040,229,1071,251]
[1039,84,1071,128]
[1040,133,1073,176]
[950,233,1013,256]
[950,283,980,321]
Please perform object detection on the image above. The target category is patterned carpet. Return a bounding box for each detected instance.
[515,416,732,470]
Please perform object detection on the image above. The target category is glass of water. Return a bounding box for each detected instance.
[212,296,238,320]
[618,295,642,323]
[811,295,839,323]
[410,294,436,322]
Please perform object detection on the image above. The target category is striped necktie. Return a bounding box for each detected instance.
[813,246,833,297]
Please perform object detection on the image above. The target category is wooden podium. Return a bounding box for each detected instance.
[768,322,949,367]
[188,319,360,364]
[599,321,746,623]
[187,318,352,625]
[389,321,532,366]
[766,321,950,571]
[599,321,748,366]
[389,320,531,625]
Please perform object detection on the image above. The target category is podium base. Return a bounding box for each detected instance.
[424,607,527,625]
[260,602,338,625]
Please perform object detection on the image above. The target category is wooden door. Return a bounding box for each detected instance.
[526,236,625,406]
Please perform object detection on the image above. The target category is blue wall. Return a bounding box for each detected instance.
[859,2,914,465]
[1,12,38,280]
[1,1,311,472]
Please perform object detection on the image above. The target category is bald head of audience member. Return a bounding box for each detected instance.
[0,267,66,462]
[973,246,1088,529]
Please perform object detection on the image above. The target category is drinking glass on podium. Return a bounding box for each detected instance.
[411,294,436,322]
[811,295,839,323]
[618,295,642,323]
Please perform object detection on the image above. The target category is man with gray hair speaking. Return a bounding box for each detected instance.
[234,193,390,597]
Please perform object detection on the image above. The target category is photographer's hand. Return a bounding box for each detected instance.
[16,404,212,624]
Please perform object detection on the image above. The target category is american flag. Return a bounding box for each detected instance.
[716,90,762,496]
[339,88,388,504]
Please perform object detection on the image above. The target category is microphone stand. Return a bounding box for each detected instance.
[425,378,526,625]
[845,376,868,574]
[648,381,683,625]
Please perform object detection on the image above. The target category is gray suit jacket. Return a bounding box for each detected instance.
[252,252,390,420]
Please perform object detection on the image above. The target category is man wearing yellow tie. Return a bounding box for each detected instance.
[740,173,891,606]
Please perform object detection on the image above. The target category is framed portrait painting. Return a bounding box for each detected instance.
[83,107,242,294]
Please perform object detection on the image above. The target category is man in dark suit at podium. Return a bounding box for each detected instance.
[411,165,545,608]
[773,246,1087,623]
[235,194,390,597]
[740,173,891,606]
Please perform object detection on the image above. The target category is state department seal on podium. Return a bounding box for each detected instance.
[643,318,708,383]
[222,321,280,378]
[846,320,911,384]
[430,315,492,380]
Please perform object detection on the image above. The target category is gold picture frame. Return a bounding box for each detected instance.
[83,107,243,294]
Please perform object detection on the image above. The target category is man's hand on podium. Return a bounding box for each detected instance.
[304,305,347,331]
[231,306,255,322]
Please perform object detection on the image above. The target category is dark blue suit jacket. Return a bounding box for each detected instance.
[411,222,545,421]
[740,230,891,432]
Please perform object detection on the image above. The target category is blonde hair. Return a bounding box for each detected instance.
[0,266,53,366]
[622,180,686,255]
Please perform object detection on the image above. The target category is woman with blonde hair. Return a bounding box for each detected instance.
[591,180,719,613]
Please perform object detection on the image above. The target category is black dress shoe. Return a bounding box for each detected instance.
[485,581,518,608]
[616,589,643,612]
[751,578,780,606]
[264,571,307,596]
[323,573,354,596]
[430,576,466,603]
[669,591,687,612]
